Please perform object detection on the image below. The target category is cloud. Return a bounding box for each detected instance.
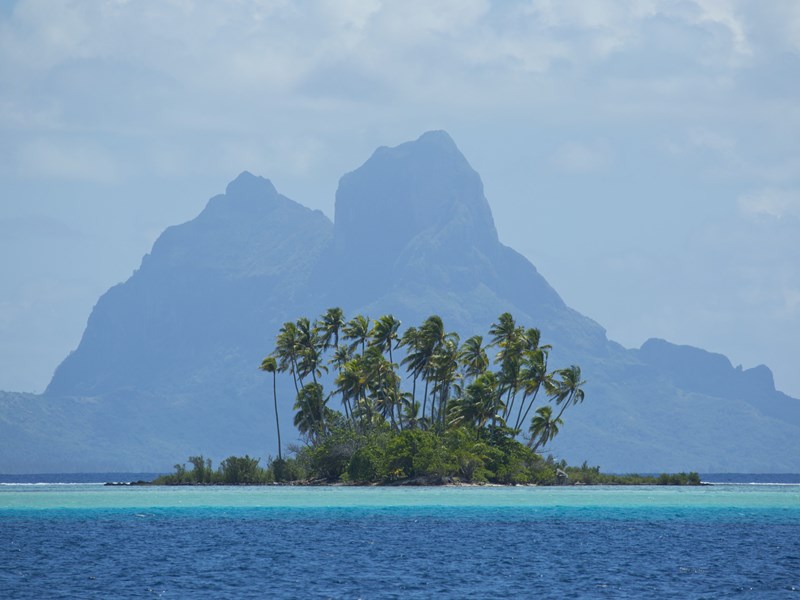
[0,215,79,240]
[688,128,736,155]
[779,289,800,318]
[692,0,753,62]
[551,141,612,173]
[1,0,800,399]
[738,188,800,220]
[15,137,124,183]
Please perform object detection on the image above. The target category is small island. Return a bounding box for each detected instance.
[148,310,701,487]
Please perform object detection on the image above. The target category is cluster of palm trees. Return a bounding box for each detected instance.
[260,309,585,457]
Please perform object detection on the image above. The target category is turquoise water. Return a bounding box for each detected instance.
[2,485,799,597]
[2,483,800,511]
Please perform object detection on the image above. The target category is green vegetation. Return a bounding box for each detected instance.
[154,455,260,485]
[267,310,586,452]
[153,450,701,487]
[154,310,700,486]
[293,423,562,484]
[564,462,701,486]
[255,310,592,483]
[152,454,306,485]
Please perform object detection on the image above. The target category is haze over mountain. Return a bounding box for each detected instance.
[1,131,798,474]
[3,2,799,413]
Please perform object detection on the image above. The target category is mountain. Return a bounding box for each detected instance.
[1,131,798,473]
[47,172,333,398]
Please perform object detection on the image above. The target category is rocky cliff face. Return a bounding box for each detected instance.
[1,132,798,473]
[323,130,607,359]
[47,171,333,399]
[334,130,499,280]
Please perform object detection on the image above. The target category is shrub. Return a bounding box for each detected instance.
[444,429,489,483]
[482,429,538,484]
[305,426,361,481]
[347,445,386,482]
[219,455,263,484]
[269,457,304,483]
[385,429,445,479]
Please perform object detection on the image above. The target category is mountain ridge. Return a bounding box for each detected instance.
[2,131,798,473]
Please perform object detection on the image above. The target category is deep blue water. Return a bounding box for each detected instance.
[2,509,798,598]
[2,486,799,598]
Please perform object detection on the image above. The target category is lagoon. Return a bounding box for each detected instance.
[2,484,799,598]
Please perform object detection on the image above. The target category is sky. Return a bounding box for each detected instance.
[1,0,798,398]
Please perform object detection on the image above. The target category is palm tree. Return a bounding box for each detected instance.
[316,307,345,352]
[294,382,328,441]
[430,334,460,426]
[371,314,402,422]
[418,315,446,422]
[371,314,401,361]
[274,321,301,393]
[401,396,421,430]
[329,344,353,371]
[488,313,525,422]
[528,405,563,451]
[514,347,551,431]
[335,357,369,427]
[363,346,396,428]
[399,325,423,408]
[551,365,586,424]
[343,314,371,356]
[329,344,354,422]
[523,327,542,352]
[488,312,519,361]
[258,356,282,461]
[295,317,328,385]
[449,371,503,433]
[459,335,489,383]
[372,372,401,429]
[497,350,522,421]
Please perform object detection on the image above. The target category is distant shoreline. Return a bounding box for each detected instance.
[5,473,800,485]
[109,474,706,487]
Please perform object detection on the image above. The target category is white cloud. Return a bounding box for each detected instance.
[551,141,612,173]
[780,289,800,318]
[688,129,736,155]
[738,188,800,220]
[16,138,124,183]
[693,0,752,61]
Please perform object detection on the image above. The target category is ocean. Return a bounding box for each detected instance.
[1,479,798,598]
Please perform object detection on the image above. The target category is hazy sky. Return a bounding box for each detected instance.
[1,0,798,398]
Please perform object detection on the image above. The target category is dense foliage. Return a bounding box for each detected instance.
[153,455,268,485]
[564,463,701,486]
[253,310,591,484]
[154,451,700,486]
[154,310,699,486]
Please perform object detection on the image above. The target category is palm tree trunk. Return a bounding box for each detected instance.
[422,375,430,427]
[511,390,528,431]
[502,387,513,421]
[342,395,352,426]
[553,391,575,424]
[505,388,518,422]
[397,398,404,431]
[273,372,282,461]
[517,388,540,431]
